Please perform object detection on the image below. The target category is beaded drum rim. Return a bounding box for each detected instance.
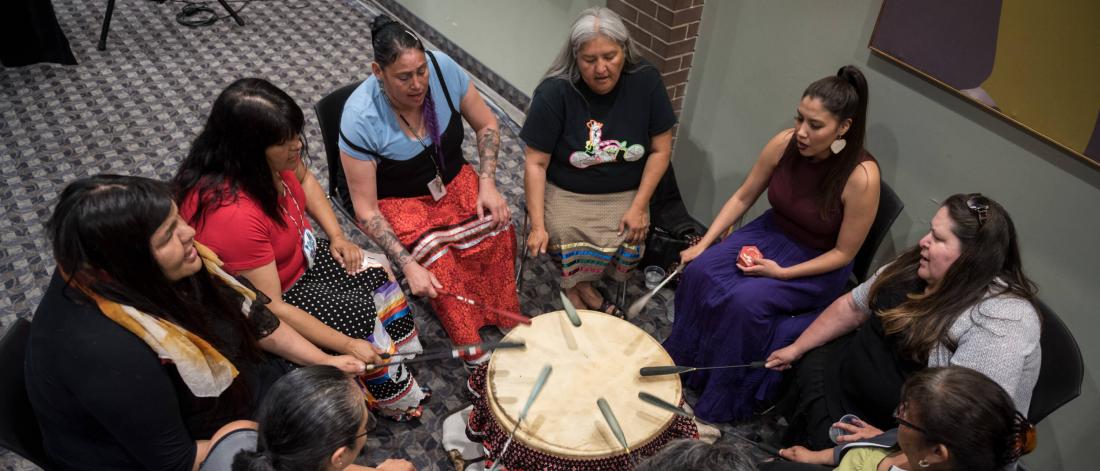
[485,309,683,459]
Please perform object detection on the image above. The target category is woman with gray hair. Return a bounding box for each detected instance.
[637,440,758,471]
[523,7,676,316]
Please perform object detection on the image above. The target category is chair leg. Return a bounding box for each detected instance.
[515,209,528,294]
[98,0,116,51]
[215,0,246,25]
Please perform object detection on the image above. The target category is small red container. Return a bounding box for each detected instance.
[738,245,763,268]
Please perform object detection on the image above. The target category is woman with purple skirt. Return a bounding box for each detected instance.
[664,66,880,423]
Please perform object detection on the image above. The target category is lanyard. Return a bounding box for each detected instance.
[280,181,306,241]
[399,112,442,178]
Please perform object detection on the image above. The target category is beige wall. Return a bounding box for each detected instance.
[676,1,1098,469]
[394,0,604,97]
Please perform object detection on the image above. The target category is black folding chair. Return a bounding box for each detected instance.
[0,318,53,469]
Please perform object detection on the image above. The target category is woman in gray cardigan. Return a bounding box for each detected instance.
[766,193,1041,449]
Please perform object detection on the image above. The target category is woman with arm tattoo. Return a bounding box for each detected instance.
[338,15,520,365]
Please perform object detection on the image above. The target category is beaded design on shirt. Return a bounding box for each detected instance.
[569,119,644,169]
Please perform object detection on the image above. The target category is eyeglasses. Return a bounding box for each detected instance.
[966,195,989,228]
[893,405,930,436]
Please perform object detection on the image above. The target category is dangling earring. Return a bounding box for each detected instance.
[918,459,930,468]
[830,136,847,154]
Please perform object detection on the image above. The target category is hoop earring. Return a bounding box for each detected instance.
[830,137,847,154]
[918,459,930,468]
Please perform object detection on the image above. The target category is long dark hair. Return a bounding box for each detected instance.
[900,367,1035,470]
[232,366,366,471]
[173,78,305,229]
[871,193,1037,363]
[801,65,869,217]
[47,174,263,362]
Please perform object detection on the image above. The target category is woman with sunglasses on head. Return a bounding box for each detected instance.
[766,194,1041,450]
[769,366,1036,471]
[338,16,519,362]
[26,175,366,471]
[174,78,428,422]
[664,65,879,423]
[199,365,415,471]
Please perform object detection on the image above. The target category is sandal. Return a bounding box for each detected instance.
[373,404,423,423]
[597,298,626,319]
[594,286,626,319]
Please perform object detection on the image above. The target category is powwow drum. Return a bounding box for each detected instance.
[467,310,698,470]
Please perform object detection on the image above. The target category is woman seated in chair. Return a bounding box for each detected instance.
[174,78,428,421]
[664,65,879,423]
[768,366,1036,471]
[766,194,1041,449]
[522,7,675,316]
[338,15,519,360]
[199,366,415,471]
[26,175,366,470]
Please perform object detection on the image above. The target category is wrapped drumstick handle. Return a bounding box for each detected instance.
[637,391,694,418]
[489,364,553,471]
[559,291,582,327]
[597,397,630,454]
[437,290,533,325]
[367,341,525,369]
[638,361,766,377]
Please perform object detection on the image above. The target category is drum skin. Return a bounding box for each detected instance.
[486,310,683,459]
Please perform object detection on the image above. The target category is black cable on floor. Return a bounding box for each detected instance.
[164,0,311,28]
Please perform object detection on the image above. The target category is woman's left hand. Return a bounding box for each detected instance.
[477,179,511,231]
[329,236,365,274]
[834,417,885,444]
[321,354,367,376]
[619,205,649,244]
[739,257,787,279]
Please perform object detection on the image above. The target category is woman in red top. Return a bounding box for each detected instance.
[174,78,427,421]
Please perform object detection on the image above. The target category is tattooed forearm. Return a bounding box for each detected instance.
[476,127,500,180]
[358,214,413,269]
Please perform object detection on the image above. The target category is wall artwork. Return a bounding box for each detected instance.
[869,0,1100,169]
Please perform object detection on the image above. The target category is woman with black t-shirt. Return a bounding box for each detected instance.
[522,7,676,316]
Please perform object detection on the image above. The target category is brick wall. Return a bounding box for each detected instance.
[607,0,704,122]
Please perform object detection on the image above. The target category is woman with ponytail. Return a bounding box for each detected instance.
[664,66,881,423]
[201,366,414,471]
[767,194,1041,450]
[338,15,519,362]
[771,366,1036,471]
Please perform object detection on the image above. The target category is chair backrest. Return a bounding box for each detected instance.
[0,318,52,469]
[314,82,362,219]
[851,179,904,282]
[1027,299,1083,424]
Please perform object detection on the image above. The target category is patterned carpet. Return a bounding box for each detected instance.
[0,1,773,469]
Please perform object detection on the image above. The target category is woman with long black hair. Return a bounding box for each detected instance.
[175,78,429,421]
[26,175,364,470]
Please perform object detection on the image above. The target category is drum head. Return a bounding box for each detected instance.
[487,309,682,459]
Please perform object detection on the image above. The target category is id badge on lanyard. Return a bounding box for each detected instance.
[302,228,318,269]
[428,174,447,201]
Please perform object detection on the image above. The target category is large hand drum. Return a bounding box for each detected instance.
[466,310,698,470]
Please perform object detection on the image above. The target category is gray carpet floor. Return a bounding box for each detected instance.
[0,1,774,469]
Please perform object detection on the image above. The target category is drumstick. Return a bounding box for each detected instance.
[625,264,682,319]
[597,397,630,454]
[437,289,533,325]
[366,341,526,369]
[489,364,553,471]
[378,341,526,360]
[637,392,694,418]
[638,361,766,377]
[559,291,582,327]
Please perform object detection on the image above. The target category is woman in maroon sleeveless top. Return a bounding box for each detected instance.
[663,66,881,423]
